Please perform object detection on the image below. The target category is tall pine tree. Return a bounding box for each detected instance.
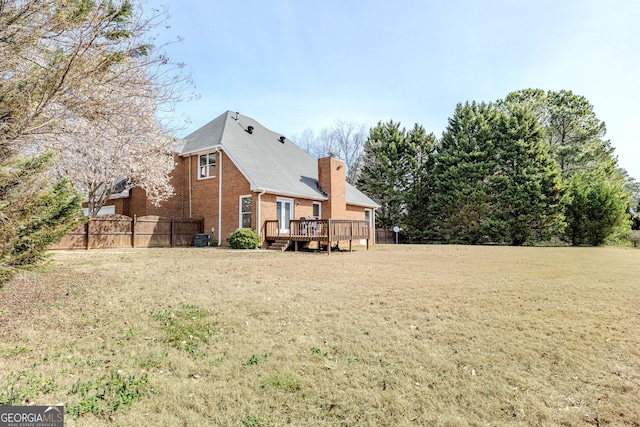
[357,121,408,229]
[403,125,437,242]
[501,89,613,177]
[488,106,565,245]
[430,102,497,243]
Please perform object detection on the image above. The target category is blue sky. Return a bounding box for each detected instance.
[149,0,640,180]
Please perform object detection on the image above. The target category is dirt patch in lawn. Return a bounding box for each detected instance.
[1,245,639,426]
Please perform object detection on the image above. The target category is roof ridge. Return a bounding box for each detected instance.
[220,110,234,142]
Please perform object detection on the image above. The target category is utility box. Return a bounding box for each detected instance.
[193,233,210,247]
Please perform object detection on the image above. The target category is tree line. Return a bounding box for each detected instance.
[354,90,638,246]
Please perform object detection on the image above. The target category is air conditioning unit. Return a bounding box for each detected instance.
[193,233,210,247]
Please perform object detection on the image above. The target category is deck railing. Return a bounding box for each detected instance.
[263,219,371,252]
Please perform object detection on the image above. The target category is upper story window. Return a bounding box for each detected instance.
[313,202,321,219]
[199,152,216,178]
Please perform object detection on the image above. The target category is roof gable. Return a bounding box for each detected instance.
[179,111,378,207]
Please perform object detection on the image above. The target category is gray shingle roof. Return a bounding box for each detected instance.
[180,111,378,208]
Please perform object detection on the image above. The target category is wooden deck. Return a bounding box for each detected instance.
[263,219,371,253]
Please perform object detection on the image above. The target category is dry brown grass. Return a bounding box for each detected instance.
[1,245,639,426]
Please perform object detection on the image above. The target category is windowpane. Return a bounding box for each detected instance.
[242,197,252,212]
[240,196,251,228]
[276,202,282,226]
[284,202,291,229]
[198,153,216,178]
[242,213,251,228]
[313,203,320,218]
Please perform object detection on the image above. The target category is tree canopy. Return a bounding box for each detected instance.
[0,0,190,283]
[353,89,634,246]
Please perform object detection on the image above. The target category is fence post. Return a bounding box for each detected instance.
[132,215,136,248]
[327,219,332,255]
[85,220,90,250]
[171,219,175,248]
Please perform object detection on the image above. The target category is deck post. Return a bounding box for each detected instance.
[350,220,353,252]
[327,219,331,255]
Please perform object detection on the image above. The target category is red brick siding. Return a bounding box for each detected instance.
[184,151,251,245]
[126,154,186,219]
[318,156,347,219]
[258,195,320,221]
[345,204,366,219]
[147,155,185,218]
[220,152,251,244]
[188,153,219,239]
[124,149,376,246]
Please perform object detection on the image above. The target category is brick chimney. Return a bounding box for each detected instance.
[317,153,346,219]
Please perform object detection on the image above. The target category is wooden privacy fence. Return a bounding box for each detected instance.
[376,229,396,244]
[51,215,204,250]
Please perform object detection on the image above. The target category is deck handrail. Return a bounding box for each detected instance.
[264,219,370,241]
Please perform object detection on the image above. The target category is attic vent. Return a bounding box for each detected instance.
[235,112,239,121]
[246,126,253,134]
[279,136,285,144]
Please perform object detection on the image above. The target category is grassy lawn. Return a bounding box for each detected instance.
[0,245,639,426]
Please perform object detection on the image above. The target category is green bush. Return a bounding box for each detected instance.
[228,228,261,249]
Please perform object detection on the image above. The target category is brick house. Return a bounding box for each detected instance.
[112,111,378,249]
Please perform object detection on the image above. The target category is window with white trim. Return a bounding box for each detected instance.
[365,209,371,224]
[312,202,321,219]
[198,152,216,178]
[240,195,252,228]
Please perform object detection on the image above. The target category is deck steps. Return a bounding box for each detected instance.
[267,239,291,251]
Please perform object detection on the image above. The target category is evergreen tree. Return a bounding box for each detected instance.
[430,102,497,243]
[0,154,82,284]
[563,171,631,246]
[488,106,565,245]
[403,124,437,242]
[501,89,613,177]
[357,121,407,229]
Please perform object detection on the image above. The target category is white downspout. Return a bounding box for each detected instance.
[188,155,192,217]
[257,189,266,238]
[218,150,223,245]
[373,208,377,244]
